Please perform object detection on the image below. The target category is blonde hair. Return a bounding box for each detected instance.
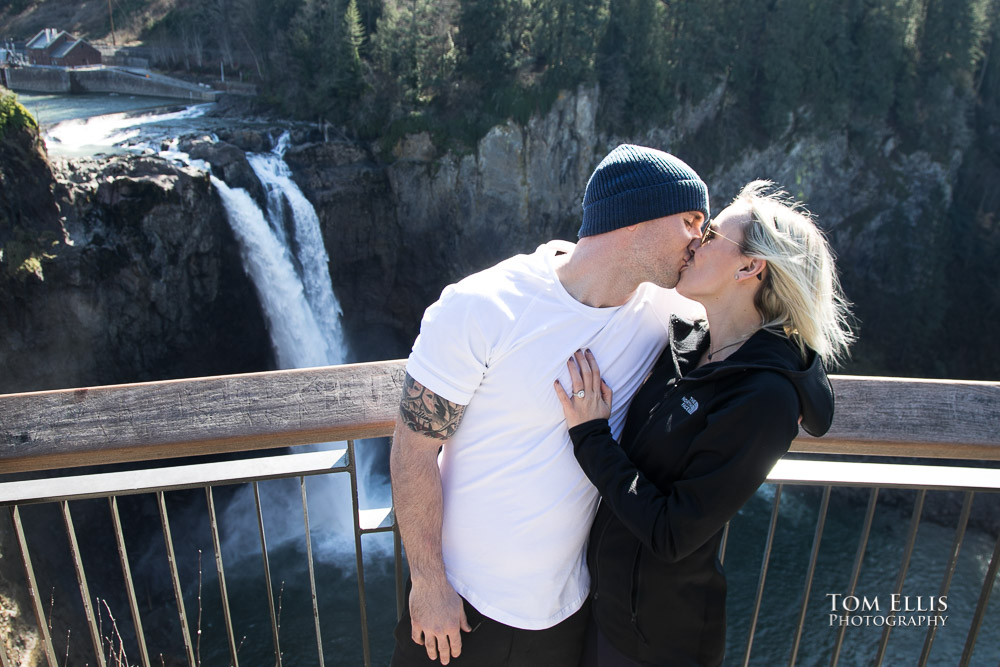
[733,181,855,366]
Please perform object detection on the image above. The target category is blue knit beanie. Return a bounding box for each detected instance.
[579,144,710,238]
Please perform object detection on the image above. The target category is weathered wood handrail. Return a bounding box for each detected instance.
[0,362,998,474]
[0,360,406,473]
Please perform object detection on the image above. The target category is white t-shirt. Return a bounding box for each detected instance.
[406,241,702,630]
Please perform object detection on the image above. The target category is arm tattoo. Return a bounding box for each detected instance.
[399,373,467,439]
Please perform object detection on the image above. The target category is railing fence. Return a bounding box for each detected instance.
[1,362,998,666]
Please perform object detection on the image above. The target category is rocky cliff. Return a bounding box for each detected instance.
[2,81,997,391]
[0,114,270,394]
[283,84,997,381]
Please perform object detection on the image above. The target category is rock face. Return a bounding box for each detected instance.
[0,144,271,394]
[2,81,997,385]
[282,83,997,383]
[285,87,603,359]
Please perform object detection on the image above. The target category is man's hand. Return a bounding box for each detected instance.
[409,577,473,664]
[391,372,472,665]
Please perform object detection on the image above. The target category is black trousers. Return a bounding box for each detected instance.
[579,615,651,667]
[390,590,590,667]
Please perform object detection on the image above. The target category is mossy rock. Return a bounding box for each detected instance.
[0,86,38,143]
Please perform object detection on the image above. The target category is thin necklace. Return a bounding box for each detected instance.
[707,333,756,361]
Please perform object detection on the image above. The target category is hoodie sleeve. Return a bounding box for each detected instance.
[569,373,800,563]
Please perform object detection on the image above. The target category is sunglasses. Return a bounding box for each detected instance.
[700,221,765,281]
[700,221,743,248]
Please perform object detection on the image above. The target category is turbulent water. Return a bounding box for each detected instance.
[26,97,1000,666]
[19,92,214,158]
[246,133,347,366]
[35,96,400,665]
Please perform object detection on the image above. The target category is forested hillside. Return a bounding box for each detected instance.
[2,0,999,379]
[2,0,995,150]
[135,0,1000,378]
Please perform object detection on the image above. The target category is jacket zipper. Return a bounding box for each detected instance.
[629,544,647,643]
[591,511,613,602]
[631,378,685,449]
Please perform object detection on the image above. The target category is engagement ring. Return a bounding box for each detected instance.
[575,390,585,399]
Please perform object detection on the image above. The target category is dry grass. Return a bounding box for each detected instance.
[0,0,178,45]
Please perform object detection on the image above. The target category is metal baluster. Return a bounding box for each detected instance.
[206,486,239,667]
[108,496,151,667]
[830,487,879,667]
[156,492,197,667]
[60,502,106,667]
[347,439,373,667]
[253,482,282,666]
[10,506,59,666]
[958,526,1000,666]
[789,485,832,667]
[393,518,405,620]
[742,484,783,667]
[718,521,731,566]
[918,491,974,667]
[875,489,925,665]
[301,476,325,667]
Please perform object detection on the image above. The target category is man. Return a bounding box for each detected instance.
[390,144,710,666]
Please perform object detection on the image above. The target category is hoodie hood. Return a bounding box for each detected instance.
[668,316,835,437]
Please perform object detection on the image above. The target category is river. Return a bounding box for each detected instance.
[13,94,1000,666]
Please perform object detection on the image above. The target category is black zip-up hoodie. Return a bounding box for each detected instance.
[569,316,834,666]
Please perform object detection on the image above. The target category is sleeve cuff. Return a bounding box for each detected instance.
[568,418,612,447]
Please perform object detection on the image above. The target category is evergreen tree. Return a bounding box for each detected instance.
[372,0,458,105]
[534,0,609,89]
[343,0,366,79]
[849,0,909,125]
[596,0,670,130]
[919,0,992,89]
[457,0,532,89]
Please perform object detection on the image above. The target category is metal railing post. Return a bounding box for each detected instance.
[206,486,239,667]
[253,482,283,666]
[60,501,106,667]
[830,487,879,667]
[743,484,783,666]
[156,492,197,667]
[108,496,151,667]
[300,476,326,667]
[918,491,974,667]
[10,506,59,666]
[347,439,373,667]
[788,485,831,667]
[874,489,926,664]
[959,528,1000,666]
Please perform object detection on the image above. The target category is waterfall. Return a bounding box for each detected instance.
[208,135,392,561]
[246,133,346,366]
[215,132,346,369]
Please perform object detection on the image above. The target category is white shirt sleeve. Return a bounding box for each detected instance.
[406,281,497,406]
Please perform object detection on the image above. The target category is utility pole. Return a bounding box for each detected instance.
[107,0,117,47]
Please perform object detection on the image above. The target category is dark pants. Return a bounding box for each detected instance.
[579,615,651,667]
[390,591,590,667]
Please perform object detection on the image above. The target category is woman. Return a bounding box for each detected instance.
[554,181,854,666]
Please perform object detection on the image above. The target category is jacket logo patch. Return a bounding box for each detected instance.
[681,396,699,414]
[628,473,639,495]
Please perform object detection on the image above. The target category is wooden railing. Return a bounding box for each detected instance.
[2,361,998,473]
[0,361,406,474]
[0,363,998,667]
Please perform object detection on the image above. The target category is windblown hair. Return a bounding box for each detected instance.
[734,181,855,366]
